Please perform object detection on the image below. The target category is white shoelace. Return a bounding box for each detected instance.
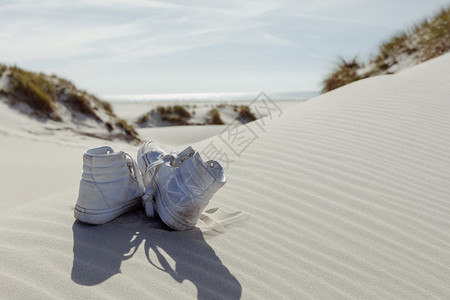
[126,153,158,217]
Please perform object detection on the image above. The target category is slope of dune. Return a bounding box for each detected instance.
[322,6,450,93]
[0,66,139,143]
[1,53,450,299]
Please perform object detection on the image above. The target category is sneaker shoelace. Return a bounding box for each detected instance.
[141,147,196,218]
[126,153,158,217]
[141,153,175,217]
[126,147,196,218]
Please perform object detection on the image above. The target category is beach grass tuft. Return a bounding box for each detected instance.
[209,108,224,125]
[9,66,59,120]
[321,6,450,93]
[115,119,140,141]
[65,92,100,121]
[0,64,6,77]
[321,57,363,93]
[238,105,257,123]
[153,105,192,125]
[137,114,149,125]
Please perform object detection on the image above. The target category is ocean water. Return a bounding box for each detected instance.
[103,91,319,103]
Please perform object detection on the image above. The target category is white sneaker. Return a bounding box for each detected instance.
[137,141,226,230]
[75,146,144,225]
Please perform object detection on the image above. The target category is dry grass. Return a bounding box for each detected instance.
[137,114,149,125]
[321,6,450,93]
[321,57,363,93]
[209,108,224,125]
[99,100,114,116]
[0,64,6,77]
[154,105,192,125]
[1,65,140,142]
[238,105,257,123]
[172,105,191,119]
[8,66,59,120]
[65,92,100,121]
[115,119,140,142]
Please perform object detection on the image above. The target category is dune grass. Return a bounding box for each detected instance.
[5,66,116,121]
[1,65,140,142]
[0,64,6,77]
[4,65,117,123]
[209,108,224,125]
[65,92,100,121]
[322,6,450,93]
[151,104,192,125]
[137,113,149,125]
[321,57,364,93]
[115,119,139,141]
[8,66,59,120]
[238,105,257,123]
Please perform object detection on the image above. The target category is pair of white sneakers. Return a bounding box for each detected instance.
[74,141,226,230]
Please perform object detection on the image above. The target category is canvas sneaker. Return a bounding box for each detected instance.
[75,146,144,224]
[137,141,226,230]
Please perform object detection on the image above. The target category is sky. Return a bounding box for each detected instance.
[1,0,449,96]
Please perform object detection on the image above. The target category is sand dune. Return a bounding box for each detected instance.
[1,53,450,299]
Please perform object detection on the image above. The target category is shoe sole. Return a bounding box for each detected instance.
[74,198,142,225]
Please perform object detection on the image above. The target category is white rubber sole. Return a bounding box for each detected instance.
[74,198,142,225]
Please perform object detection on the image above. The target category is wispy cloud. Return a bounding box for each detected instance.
[0,0,281,63]
[284,12,394,27]
[82,0,180,9]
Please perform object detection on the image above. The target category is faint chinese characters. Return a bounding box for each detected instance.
[201,92,283,169]
[247,91,283,132]
[200,140,235,169]
[219,119,258,157]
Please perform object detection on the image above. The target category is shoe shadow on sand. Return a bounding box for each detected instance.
[71,209,242,299]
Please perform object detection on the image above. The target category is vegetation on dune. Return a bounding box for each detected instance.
[100,100,114,116]
[146,104,193,125]
[137,103,258,127]
[0,65,140,142]
[0,64,6,76]
[321,57,364,94]
[209,108,224,125]
[64,92,101,121]
[172,105,191,119]
[137,113,149,125]
[8,66,59,120]
[115,119,139,141]
[322,6,450,93]
[238,105,257,123]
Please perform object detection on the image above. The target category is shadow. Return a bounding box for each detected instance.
[71,209,242,299]
[71,210,148,286]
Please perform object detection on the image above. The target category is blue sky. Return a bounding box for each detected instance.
[1,0,449,96]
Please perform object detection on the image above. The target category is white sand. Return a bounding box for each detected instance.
[1,53,450,298]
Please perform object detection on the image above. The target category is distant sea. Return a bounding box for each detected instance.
[103,91,319,103]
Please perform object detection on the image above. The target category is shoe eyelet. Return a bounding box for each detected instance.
[189,152,194,157]
[209,162,214,168]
